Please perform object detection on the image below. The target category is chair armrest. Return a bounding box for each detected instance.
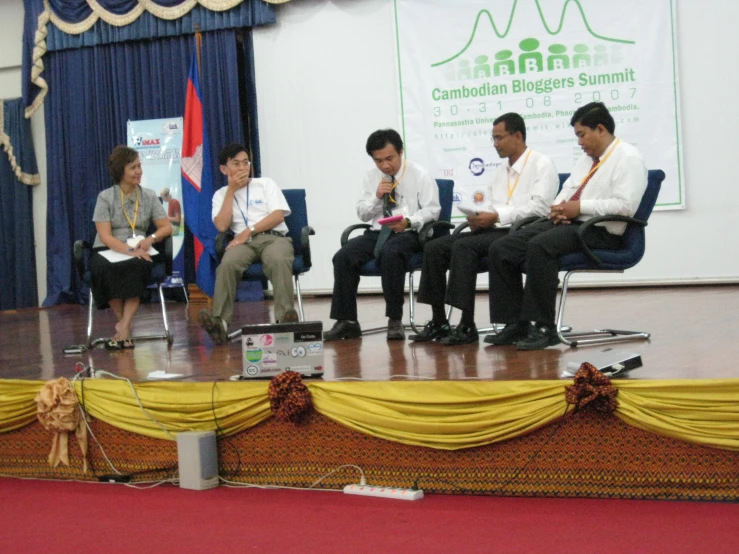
[576,215,647,265]
[301,226,316,269]
[452,222,470,236]
[215,231,235,262]
[510,216,546,234]
[419,221,455,246]
[73,240,91,278]
[340,224,372,246]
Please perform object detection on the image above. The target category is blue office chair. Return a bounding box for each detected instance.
[215,188,315,341]
[73,199,174,348]
[339,179,455,334]
[553,169,665,346]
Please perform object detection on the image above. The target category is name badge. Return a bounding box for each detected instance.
[126,235,144,248]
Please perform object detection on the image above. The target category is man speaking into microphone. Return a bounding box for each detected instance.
[324,129,440,341]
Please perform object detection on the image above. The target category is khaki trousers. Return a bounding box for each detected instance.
[212,234,295,325]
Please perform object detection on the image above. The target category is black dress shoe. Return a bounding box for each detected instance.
[483,322,529,346]
[409,320,451,342]
[439,323,479,346]
[324,320,362,341]
[516,324,560,351]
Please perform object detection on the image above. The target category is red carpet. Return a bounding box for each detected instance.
[1,478,737,553]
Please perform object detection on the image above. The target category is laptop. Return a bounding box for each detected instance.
[240,321,324,379]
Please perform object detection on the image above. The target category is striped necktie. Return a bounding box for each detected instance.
[569,157,600,202]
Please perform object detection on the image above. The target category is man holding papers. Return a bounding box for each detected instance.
[486,102,647,350]
[324,129,440,341]
[411,113,558,345]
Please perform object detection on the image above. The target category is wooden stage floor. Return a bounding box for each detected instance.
[1,285,737,382]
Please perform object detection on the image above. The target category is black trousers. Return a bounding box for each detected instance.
[330,230,421,321]
[417,228,509,315]
[488,220,624,326]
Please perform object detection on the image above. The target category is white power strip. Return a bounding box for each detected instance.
[343,484,424,501]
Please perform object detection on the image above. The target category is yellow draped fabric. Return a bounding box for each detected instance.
[307,381,567,450]
[615,380,739,450]
[71,380,272,440]
[2,378,739,451]
[0,379,44,432]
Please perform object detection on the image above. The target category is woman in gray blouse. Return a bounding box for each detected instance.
[90,146,172,349]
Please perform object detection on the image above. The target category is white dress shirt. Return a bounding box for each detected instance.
[211,177,290,235]
[484,147,559,227]
[555,138,647,235]
[356,160,441,231]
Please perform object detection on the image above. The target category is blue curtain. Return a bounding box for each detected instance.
[22,0,274,120]
[43,30,248,305]
[0,99,39,309]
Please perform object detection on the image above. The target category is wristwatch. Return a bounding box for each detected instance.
[405,217,412,230]
[150,233,157,242]
[249,225,256,234]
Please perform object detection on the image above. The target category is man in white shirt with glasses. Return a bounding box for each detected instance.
[198,143,298,345]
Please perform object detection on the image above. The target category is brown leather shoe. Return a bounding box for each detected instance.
[281,309,299,323]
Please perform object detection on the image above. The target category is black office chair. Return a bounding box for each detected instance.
[339,179,455,334]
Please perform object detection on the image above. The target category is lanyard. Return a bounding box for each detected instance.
[579,139,621,187]
[506,149,532,204]
[233,185,250,227]
[387,159,407,205]
[120,185,139,235]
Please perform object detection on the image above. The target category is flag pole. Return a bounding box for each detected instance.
[195,25,202,75]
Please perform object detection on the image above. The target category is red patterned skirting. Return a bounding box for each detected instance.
[2,411,738,501]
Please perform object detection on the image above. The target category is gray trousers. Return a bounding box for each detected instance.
[212,234,295,325]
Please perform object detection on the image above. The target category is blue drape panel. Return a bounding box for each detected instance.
[0,99,39,309]
[22,0,274,117]
[46,4,276,52]
[43,30,246,305]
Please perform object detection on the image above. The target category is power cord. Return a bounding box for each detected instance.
[219,463,366,491]
[211,380,242,478]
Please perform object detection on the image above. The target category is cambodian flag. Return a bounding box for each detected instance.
[181,50,218,297]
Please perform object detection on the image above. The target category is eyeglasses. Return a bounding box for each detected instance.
[230,160,251,168]
[490,132,513,143]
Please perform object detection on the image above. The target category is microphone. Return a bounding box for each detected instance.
[382,175,395,217]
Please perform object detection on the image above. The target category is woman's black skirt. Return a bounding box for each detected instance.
[90,250,155,309]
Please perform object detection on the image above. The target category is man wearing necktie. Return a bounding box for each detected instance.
[411,113,559,346]
[324,129,441,341]
[486,102,648,350]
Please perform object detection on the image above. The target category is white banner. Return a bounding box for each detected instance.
[127,118,185,283]
[395,0,684,218]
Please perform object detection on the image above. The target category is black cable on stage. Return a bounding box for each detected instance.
[211,379,242,478]
[414,404,573,496]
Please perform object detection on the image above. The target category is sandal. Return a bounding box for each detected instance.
[105,339,122,350]
[121,339,135,349]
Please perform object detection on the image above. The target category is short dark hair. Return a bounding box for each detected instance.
[108,146,139,183]
[365,129,403,157]
[218,143,248,166]
[570,102,615,134]
[493,113,526,142]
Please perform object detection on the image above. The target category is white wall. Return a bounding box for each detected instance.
[0,0,737,305]
[253,0,739,292]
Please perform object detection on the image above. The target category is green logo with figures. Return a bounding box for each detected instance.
[433,0,634,68]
